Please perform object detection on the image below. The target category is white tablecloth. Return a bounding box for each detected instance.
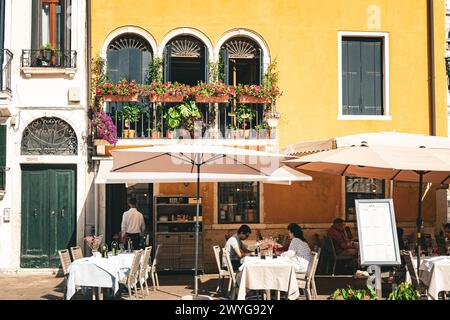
[419,256,450,300]
[66,253,134,300]
[237,256,300,300]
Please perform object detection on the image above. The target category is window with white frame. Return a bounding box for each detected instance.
[339,32,389,118]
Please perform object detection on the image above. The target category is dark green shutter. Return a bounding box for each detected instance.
[128,48,142,82]
[221,49,229,85]
[31,0,42,50]
[164,44,172,82]
[258,48,263,85]
[342,37,383,115]
[0,125,5,190]
[203,46,209,83]
[61,0,71,52]
[107,50,119,82]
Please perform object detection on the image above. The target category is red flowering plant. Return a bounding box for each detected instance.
[192,81,234,97]
[142,82,192,98]
[235,84,282,101]
[96,79,140,97]
[89,112,118,145]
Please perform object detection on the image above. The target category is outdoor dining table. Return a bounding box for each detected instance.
[418,256,450,300]
[236,256,300,300]
[66,252,135,300]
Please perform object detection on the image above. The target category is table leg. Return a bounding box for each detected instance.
[98,288,103,300]
[276,291,281,300]
[264,290,270,300]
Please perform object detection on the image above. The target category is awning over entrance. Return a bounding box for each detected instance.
[95,160,312,185]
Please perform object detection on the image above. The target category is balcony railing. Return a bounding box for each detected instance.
[21,49,77,68]
[0,49,12,92]
[106,100,276,141]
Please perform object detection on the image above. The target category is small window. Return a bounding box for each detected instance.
[218,182,259,224]
[345,177,385,222]
[341,36,385,116]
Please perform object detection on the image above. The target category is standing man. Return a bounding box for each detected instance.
[121,197,145,250]
[222,225,253,270]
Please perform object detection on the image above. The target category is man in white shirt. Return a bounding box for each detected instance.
[223,225,252,270]
[121,197,145,250]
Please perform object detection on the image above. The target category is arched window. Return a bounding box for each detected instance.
[21,117,78,155]
[220,37,263,86]
[164,36,208,85]
[107,33,153,83]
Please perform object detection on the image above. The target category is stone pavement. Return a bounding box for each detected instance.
[0,272,365,300]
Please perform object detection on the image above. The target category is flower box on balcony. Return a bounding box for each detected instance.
[238,95,271,104]
[103,94,139,102]
[149,95,184,103]
[195,95,230,103]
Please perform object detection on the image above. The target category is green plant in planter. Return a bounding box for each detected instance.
[332,286,378,300]
[164,107,182,131]
[236,104,256,130]
[147,57,163,83]
[388,283,421,300]
[178,101,203,135]
[121,105,142,126]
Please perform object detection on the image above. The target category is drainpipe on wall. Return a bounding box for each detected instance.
[427,0,437,136]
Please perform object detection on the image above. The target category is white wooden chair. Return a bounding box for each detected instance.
[222,247,238,299]
[70,246,83,261]
[119,249,143,299]
[296,250,320,300]
[213,245,231,296]
[148,244,161,291]
[58,249,72,300]
[138,246,152,298]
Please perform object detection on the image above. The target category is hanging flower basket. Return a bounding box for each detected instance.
[195,95,230,103]
[238,95,271,104]
[103,94,139,102]
[149,95,185,103]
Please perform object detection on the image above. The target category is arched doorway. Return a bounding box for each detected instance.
[20,117,77,268]
[107,33,153,83]
[164,35,208,85]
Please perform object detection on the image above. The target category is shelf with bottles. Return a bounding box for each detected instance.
[155,195,202,205]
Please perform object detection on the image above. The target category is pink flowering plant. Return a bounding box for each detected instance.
[192,81,234,97]
[235,84,282,101]
[96,79,140,97]
[90,112,118,145]
[84,235,104,252]
[142,82,192,98]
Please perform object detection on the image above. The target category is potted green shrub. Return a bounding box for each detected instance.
[178,101,203,138]
[388,283,421,300]
[121,105,141,138]
[227,123,238,139]
[236,104,256,139]
[37,44,56,66]
[255,123,270,139]
[164,107,181,139]
[331,286,378,300]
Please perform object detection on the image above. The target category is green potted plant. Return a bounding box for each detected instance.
[227,123,238,139]
[146,126,161,139]
[178,101,203,138]
[331,286,378,300]
[121,105,141,138]
[164,107,181,139]
[236,104,256,139]
[255,123,270,139]
[388,283,421,300]
[37,43,56,66]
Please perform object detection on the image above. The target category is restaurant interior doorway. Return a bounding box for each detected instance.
[105,183,154,247]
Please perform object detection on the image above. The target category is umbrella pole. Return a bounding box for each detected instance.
[416,171,424,275]
[194,163,200,297]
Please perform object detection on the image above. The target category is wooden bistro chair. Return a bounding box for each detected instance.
[222,247,238,300]
[138,246,152,298]
[119,249,143,300]
[296,250,320,300]
[58,249,72,300]
[70,246,83,261]
[325,236,356,276]
[213,245,231,296]
[148,244,162,291]
[404,251,420,288]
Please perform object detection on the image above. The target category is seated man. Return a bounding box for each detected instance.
[222,225,253,271]
[327,218,357,256]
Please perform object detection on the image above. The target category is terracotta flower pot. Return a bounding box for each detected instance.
[151,131,160,139]
[166,130,176,139]
[122,129,136,138]
[149,95,184,103]
[195,95,229,103]
[238,95,271,104]
[103,94,139,102]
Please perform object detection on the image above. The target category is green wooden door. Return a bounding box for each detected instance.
[21,166,76,268]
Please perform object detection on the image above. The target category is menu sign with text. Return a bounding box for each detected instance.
[355,199,401,266]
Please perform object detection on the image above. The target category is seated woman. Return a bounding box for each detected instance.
[280,223,312,273]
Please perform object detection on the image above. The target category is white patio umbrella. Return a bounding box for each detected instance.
[285,143,450,274]
[111,143,298,299]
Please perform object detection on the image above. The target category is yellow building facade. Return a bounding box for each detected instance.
[91,0,448,272]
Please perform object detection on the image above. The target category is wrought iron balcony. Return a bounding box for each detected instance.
[0,49,12,92]
[106,100,276,141]
[21,49,77,69]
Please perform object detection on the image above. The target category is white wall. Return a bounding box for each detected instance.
[0,0,92,269]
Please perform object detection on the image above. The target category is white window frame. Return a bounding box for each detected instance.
[338,31,391,121]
